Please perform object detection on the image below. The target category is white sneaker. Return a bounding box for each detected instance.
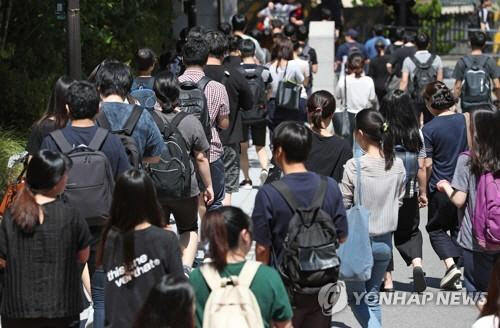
[259,169,269,185]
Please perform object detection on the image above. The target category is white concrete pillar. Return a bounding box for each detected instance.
[308,21,336,94]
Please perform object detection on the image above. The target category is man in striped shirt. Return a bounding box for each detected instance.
[179,36,230,212]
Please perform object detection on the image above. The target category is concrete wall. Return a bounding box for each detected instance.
[309,21,336,94]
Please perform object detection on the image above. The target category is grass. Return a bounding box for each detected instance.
[0,130,26,196]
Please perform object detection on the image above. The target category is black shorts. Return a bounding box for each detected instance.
[159,196,199,234]
[242,122,267,147]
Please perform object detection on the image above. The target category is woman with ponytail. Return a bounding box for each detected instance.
[97,169,183,328]
[340,108,406,328]
[305,90,352,182]
[0,150,91,328]
[190,206,293,328]
[153,71,213,270]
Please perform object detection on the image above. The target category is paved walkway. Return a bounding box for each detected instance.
[232,143,479,328]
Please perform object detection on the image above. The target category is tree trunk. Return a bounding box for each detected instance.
[1,0,12,51]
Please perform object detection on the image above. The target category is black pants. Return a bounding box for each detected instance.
[159,196,199,234]
[387,196,423,271]
[463,249,500,293]
[426,192,462,261]
[292,293,331,328]
[2,316,79,328]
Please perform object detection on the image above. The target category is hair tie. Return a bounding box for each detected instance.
[382,122,389,133]
[314,107,322,113]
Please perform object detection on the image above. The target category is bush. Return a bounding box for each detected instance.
[0,131,26,196]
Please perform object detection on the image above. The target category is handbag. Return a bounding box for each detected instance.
[333,59,353,144]
[337,155,374,281]
[276,62,302,111]
[0,152,28,217]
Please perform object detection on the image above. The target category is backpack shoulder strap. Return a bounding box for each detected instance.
[237,261,261,288]
[96,111,112,130]
[477,55,489,68]
[409,55,418,66]
[49,130,73,153]
[151,110,166,133]
[123,105,144,136]
[311,176,328,209]
[462,55,473,69]
[425,54,436,66]
[198,76,212,91]
[88,127,108,151]
[271,180,301,210]
[200,264,222,291]
[171,111,189,128]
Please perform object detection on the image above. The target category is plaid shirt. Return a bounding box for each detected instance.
[179,69,230,162]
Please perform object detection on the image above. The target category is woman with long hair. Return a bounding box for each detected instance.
[305,90,352,182]
[189,206,293,328]
[340,108,406,328]
[26,76,74,155]
[379,90,427,293]
[133,274,195,328]
[0,150,90,328]
[473,258,500,328]
[437,108,500,294]
[97,169,184,328]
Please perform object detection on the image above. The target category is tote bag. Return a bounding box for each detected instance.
[337,155,373,281]
[333,59,353,144]
[276,62,302,111]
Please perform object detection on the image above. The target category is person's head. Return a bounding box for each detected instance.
[284,24,296,39]
[228,35,242,55]
[153,71,179,113]
[423,81,457,115]
[355,108,395,170]
[470,30,487,50]
[134,48,156,74]
[373,24,384,37]
[379,90,422,153]
[96,61,133,99]
[345,28,358,41]
[187,26,208,40]
[133,275,195,328]
[231,14,247,32]
[218,22,233,36]
[271,37,294,61]
[348,53,365,78]
[65,81,100,120]
[239,38,256,58]
[296,25,308,42]
[42,76,74,128]
[481,257,500,318]
[202,206,252,271]
[271,19,284,34]
[320,7,332,21]
[415,32,430,51]
[98,169,164,268]
[481,0,492,8]
[182,37,209,67]
[249,28,263,43]
[272,121,311,167]
[307,90,336,131]
[393,27,405,42]
[11,150,71,233]
[403,32,415,44]
[375,39,386,56]
[204,30,228,59]
[469,108,500,177]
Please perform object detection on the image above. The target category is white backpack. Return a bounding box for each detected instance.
[200,261,264,328]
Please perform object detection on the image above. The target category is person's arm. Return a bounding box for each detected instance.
[339,160,355,209]
[436,180,467,208]
[210,82,230,130]
[77,246,90,264]
[436,67,444,82]
[82,263,91,299]
[399,71,409,91]
[311,64,318,74]
[143,156,161,164]
[399,57,411,91]
[493,78,500,100]
[217,115,229,130]
[368,78,379,110]
[454,80,463,99]
[194,150,214,206]
[252,188,274,264]
[256,243,271,264]
[143,113,166,163]
[386,62,393,75]
[417,158,428,208]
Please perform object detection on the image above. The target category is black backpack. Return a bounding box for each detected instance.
[271,176,340,294]
[409,54,437,100]
[178,76,212,142]
[241,66,267,124]
[461,55,491,110]
[50,128,114,227]
[96,105,143,169]
[147,111,192,199]
[394,145,419,199]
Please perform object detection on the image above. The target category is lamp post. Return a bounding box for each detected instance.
[67,0,81,79]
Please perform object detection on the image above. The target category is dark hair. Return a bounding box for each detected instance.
[249,28,263,42]
[133,275,195,328]
[187,26,208,41]
[284,24,296,38]
[202,206,251,271]
[373,24,384,37]
[231,14,247,32]
[270,19,284,30]
[355,108,395,170]
[97,169,164,270]
[239,38,256,58]
[375,39,386,56]
[39,76,74,128]
[66,81,100,120]
[228,35,242,53]
[348,53,365,78]
[470,31,487,49]
[379,90,423,153]
[218,22,233,36]
[415,32,430,50]
[273,121,312,163]
[423,81,456,110]
[403,32,415,44]
[154,71,180,113]
[307,90,336,131]
[11,150,71,233]
[296,25,308,42]
[96,61,133,98]
[271,37,294,62]
[182,37,209,67]
[134,48,156,72]
[480,257,500,322]
[320,7,332,20]
[204,30,228,59]
[393,27,405,42]
[469,108,500,177]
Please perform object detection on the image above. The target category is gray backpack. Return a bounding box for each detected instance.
[461,55,491,110]
[409,54,437,101]
[50,128,115,226]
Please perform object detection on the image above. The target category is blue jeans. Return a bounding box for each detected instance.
[92,269,105,328]
[208,158,225,211]
[346,233,393,328]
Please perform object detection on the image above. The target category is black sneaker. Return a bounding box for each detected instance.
[440,264,461,290]
[239,179,253,190]
[413,266,427,293]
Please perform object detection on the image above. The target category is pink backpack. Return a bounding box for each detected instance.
[473,170,500,251]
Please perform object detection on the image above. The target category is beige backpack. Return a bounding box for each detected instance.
[200,261,264,328]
